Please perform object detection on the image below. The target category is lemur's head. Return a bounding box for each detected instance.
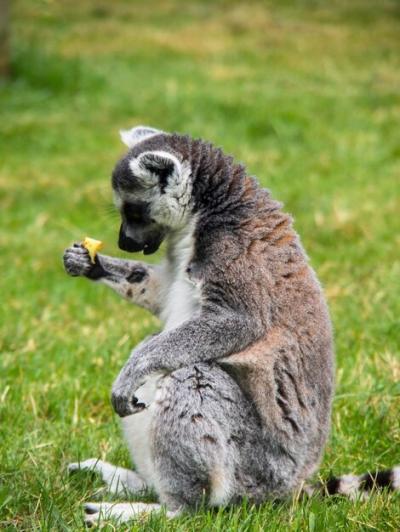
[112,126,192,254]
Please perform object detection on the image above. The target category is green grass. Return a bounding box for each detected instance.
[1,0,399,529]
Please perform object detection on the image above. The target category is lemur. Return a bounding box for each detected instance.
[64,126,399,525]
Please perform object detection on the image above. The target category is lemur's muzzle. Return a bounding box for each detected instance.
[118,224,164,255]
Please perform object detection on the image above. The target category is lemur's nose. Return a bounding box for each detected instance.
[118,224,145,252]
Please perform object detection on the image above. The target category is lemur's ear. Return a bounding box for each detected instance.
[129,151,183,191]
[120,126,163,148]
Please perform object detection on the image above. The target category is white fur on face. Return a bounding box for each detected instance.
[120,126,163,149]
[151,161,193,228]
[128,150,193,229]
[128,150,181,189]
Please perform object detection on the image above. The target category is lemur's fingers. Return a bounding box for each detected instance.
[68,458,99,474]
[63,245,93,277]
[83,502,171,526]
[111,391,146,418]
[72,242,87,250]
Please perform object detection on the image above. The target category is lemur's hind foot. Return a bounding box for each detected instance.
[68,458,147,495]
[305,466,400,499]
[83,502,180,526]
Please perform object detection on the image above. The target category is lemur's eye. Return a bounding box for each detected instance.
[130,212,142,222]
[123,202,147,224]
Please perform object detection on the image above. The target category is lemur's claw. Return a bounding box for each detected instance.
[132,396,146,411]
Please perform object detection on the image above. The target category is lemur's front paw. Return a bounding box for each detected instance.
[63,243,93,277]
[111,371,147,417]
[111,390,146,417]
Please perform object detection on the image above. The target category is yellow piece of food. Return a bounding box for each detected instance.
[82,237,104,263]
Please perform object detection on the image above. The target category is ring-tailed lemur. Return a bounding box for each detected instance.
[64,126,399,526]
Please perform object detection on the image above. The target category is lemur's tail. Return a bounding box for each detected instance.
[305,466,400,499]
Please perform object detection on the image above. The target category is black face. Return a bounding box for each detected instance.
[118,201,166,255]
[118,223,165,254]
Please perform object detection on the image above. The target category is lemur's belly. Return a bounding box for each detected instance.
[121,374,162,487]
[122,277,200,486]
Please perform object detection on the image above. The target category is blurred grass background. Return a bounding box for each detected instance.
[1,0,399,529]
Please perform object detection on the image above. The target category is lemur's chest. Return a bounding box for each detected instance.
[160,223,202,331]
[133,224,200,407]
[123,224,201,486]
[162,277,201,331]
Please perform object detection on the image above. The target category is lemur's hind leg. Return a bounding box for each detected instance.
[79,363,265,526]
[63,244,166,315]
[150,363,273,510]
[68,458,146,495]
